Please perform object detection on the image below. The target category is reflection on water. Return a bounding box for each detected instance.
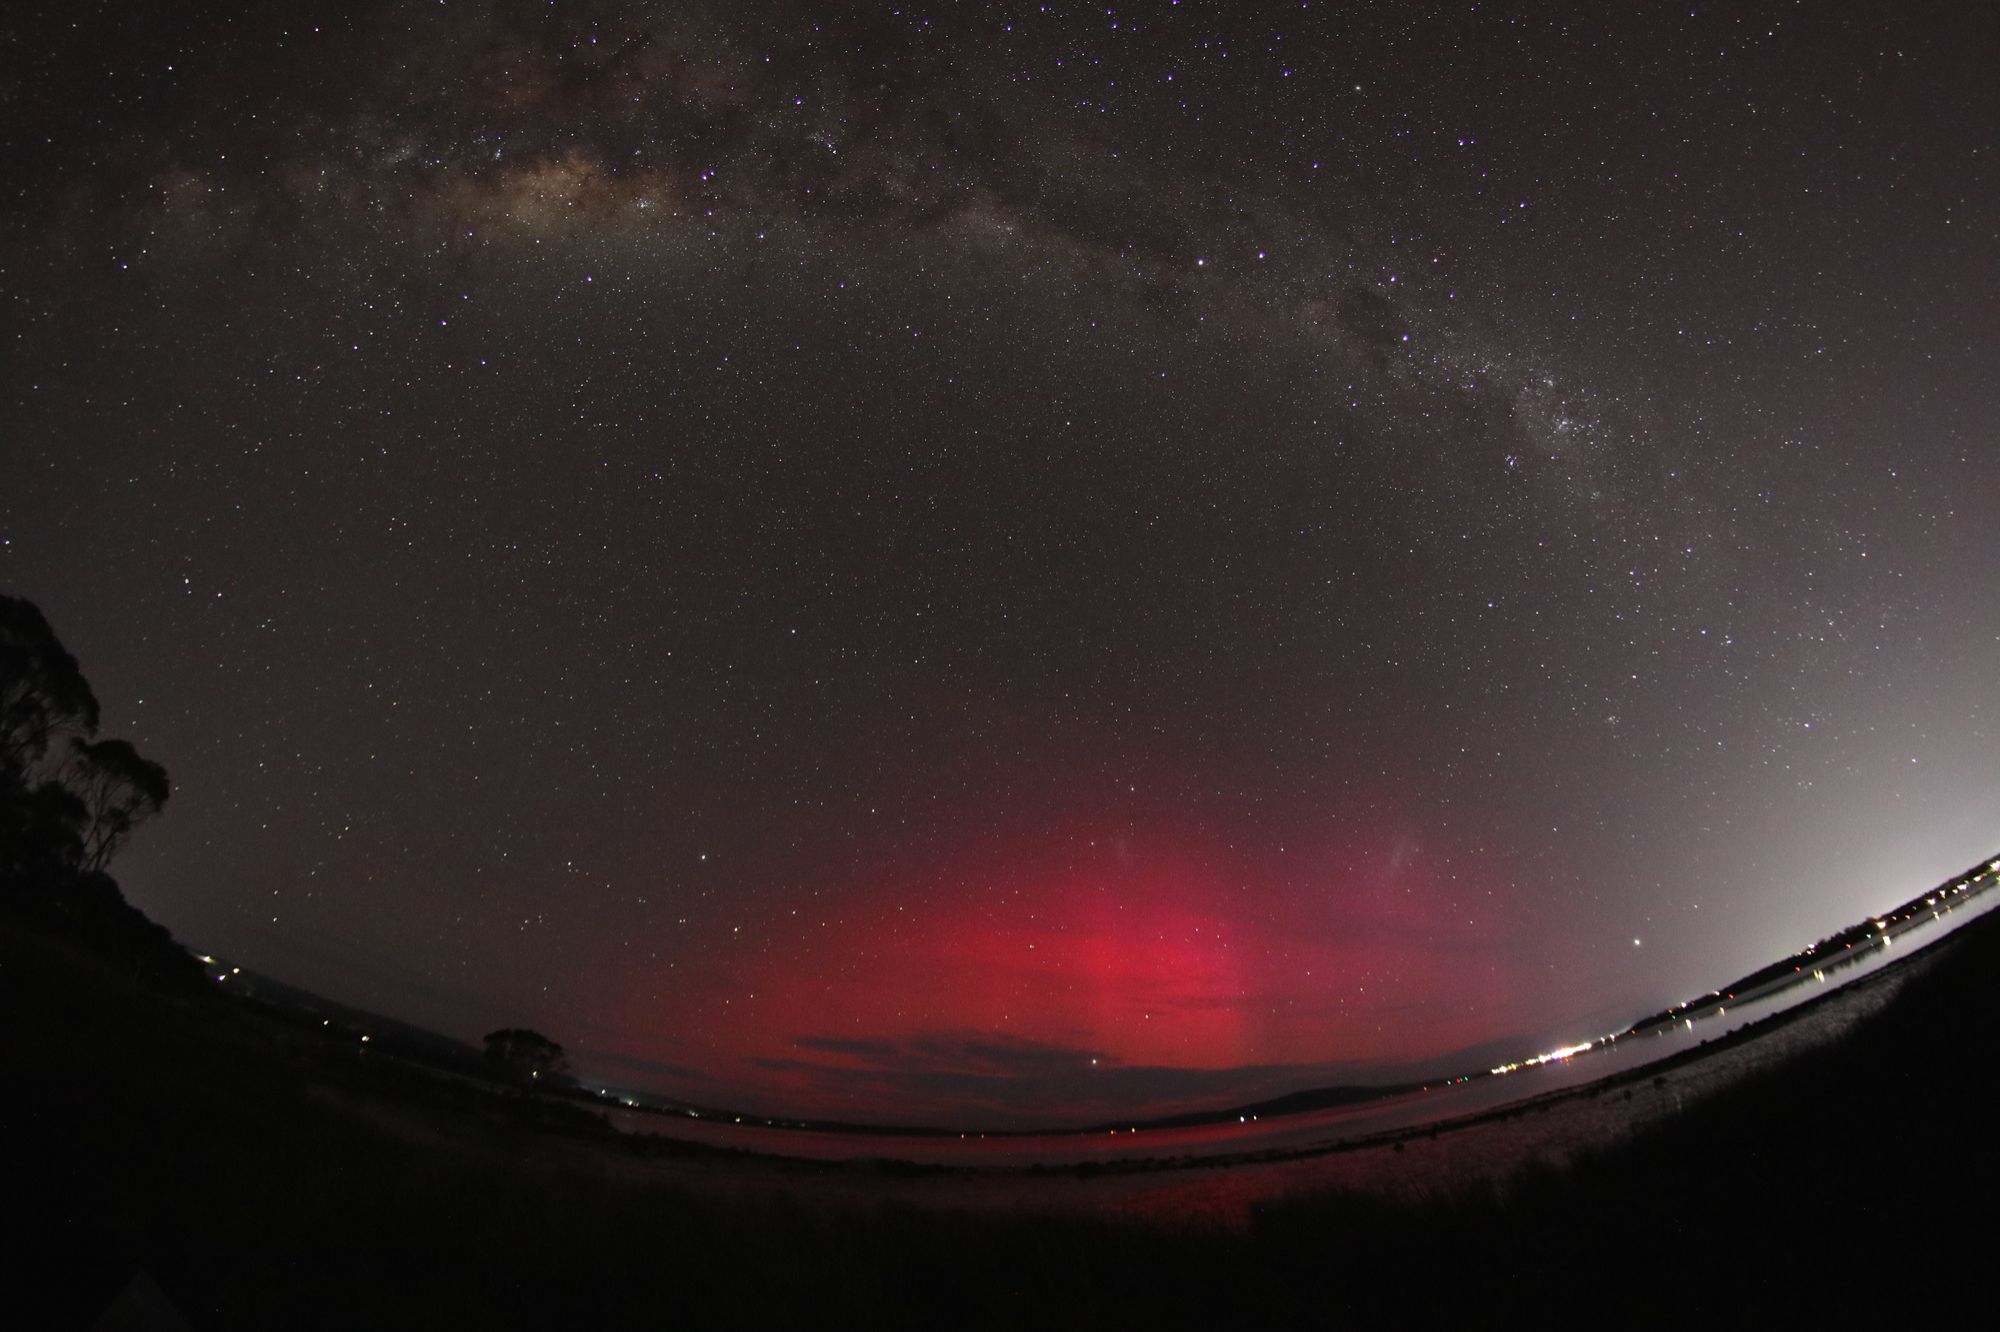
[598,876,1997,1178]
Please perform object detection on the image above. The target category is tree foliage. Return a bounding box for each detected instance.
[66,738,172,871]
[1,595,100,779]
[0,779,88,880]
[1,595,171,885]
[484,1028,567,1084]
[0,595,190,981]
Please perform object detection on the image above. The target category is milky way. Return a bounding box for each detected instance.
[4,1,1995,1124]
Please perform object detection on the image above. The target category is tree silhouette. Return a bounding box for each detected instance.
[484,1028,567,1085]
[1,595,100,780]
[1,594,188,981]
[65,738,171,872]
[2,595,170,885]
[0,779,88,880]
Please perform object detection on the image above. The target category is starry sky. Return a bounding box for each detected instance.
[4,1,1996,1127]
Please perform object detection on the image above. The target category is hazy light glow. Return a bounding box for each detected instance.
[3,2,1995,1126]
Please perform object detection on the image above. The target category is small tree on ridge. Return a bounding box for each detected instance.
[484,1028,567,1085]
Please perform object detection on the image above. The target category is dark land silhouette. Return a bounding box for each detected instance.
[10,846,2000,1328]
[7,593,1998,1327]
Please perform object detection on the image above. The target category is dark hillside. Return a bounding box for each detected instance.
[8,901,1999,1328]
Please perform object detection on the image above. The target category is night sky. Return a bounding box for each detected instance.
[4,1,1995,1127]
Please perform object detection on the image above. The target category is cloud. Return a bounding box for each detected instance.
[793,1032,1108,1079]
[575,1047,710,1086]
[749,1029,1389,1129]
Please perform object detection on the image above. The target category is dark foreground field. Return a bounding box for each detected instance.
[8,907,1999,1330]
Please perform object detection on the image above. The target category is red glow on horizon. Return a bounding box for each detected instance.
[581,789,1577,1122]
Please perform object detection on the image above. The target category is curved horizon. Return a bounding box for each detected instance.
[6,3,1996,1130]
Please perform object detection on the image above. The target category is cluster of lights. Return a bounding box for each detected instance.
[1490,1039,1598,1077]
[180,856,2000,1146]
[198,954,242,983]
